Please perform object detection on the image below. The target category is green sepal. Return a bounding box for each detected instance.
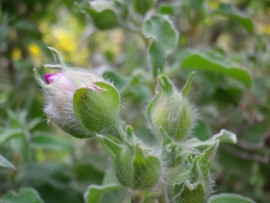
[182,72,196,98]
[73,82,120,134]
[33,67,45,87]
[132,145,161,189]
[102,138,160,189]
[47,46,64,65]
[160,127,182,167]
[162,142,182,167]
[190,142,219,194]
[175,182,206,203]
[60,123,93,139]
[159,75,174,92]
[102,136,134,188]
[102,136,122,157]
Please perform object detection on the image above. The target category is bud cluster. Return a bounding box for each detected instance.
[35,48,236,202]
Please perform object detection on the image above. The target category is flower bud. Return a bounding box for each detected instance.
[147,75,196,141]
[102,137,161,189]
[35,67,120,138]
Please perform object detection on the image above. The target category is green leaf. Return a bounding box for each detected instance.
[73,161,104,187]
[0,155,15,170]
[217,4,254,32]
[102,71,129,91]
[208,193,255,203]
[149,41,166,76]
[173,142,219,195]
[193,121,212,141]
[84,184,122,203]
[158,4,174,15]
[18,163,70,189]
[0,187,44,203]
[199,141,219,169]
[181,50,252,87]
[211,129,237,144]
[27,118,42,130]
[176,182,206,203]
[0,128,22,145]
[82,2,118,30]
[143,16,178,51]
[186,129,236,149]
[143,15,178,76]
[73,82,120,134]
[132,0,156,15]
[31,132,74,153]
[121,71,152,102]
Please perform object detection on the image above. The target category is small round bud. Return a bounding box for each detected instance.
[147,75,196,141]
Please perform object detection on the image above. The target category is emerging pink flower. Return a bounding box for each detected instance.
[41,68,105,138]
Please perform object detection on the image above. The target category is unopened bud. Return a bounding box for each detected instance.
[103,137,161,189]
[35,67,120,138]
[147,74,196,141]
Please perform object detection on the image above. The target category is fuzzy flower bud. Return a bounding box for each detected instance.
[147,75,196,141]
[36,67,120,138]
[102,137,161,189]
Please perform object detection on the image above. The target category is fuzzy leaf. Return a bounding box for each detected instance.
[0,187,44,203]
[82,2,118,30]
[183,142,219,194]
[149,41,166,76]
[0,128,22,145]
[84,184,123,203]
[143,15,178,76]
[208,193,255,203]
[217,4,254,32]
[187,129,237,149]
[199,141,219,169]
[132,0,155,15]
[31,132,74,153]
[176,182,206,203]
[181,50,252,87]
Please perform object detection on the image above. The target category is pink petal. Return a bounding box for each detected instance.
[44,73,57,84]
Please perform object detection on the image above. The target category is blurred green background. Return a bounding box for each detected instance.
[0,0,270,202]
